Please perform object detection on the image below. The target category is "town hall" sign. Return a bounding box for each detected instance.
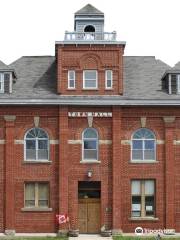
[68,112,112,117]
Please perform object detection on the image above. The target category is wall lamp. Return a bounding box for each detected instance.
[87,169,93,178]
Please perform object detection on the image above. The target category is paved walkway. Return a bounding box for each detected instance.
[69,234,112,240]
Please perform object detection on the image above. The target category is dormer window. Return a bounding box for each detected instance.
[162,72,180,95]
[0,72,13,94]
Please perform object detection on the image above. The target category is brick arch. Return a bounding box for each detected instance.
[79,53,102,69]
[75,123,104,140]
[125,127,160,140]
[18,125,54,140]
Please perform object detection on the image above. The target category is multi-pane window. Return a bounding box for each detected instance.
[0,73,4,93]
[131,180,155,218]
[25,128,49,161]
[83,70,97,89]
[177,74,180,94]
[82,128,98,161]
[4,73,10,81]
[25,182,49,208]
[105,70,113,89]
[131,128,156,161]
[68,70,75,89]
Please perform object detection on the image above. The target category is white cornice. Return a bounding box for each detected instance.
[0,98,180,106]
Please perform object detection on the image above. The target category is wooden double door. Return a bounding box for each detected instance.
[78,198,100,234]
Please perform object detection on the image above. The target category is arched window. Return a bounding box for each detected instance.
[84,25,95,40]
[82,128,98,161]
[131,128,156,161]
[25,128,49,161]
[84,25,95,32]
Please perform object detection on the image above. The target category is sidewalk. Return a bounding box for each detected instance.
[69,234,112,240]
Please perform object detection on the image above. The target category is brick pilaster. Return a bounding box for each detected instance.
[112,107,122,233]
[58,107,69,234]
[57,47,63,94]
[68,179,78,233]
[163,116,175,229]
[4,115,16,235]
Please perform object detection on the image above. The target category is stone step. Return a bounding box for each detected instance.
[69,234,112,240]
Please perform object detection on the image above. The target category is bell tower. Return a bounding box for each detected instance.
[74,4,104,39]
[56,4,126,95]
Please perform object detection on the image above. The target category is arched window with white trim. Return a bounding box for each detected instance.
[82,128,98,161]
[131,128,156,161]
[25,128,49,161]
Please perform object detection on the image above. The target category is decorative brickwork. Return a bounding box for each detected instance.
[56,45,124,95]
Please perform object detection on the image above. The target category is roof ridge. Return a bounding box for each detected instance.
[75,4,104,15]
[22,55,54,58]
[124,56,155,58]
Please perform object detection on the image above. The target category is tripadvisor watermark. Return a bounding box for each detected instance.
[135,227,175,236]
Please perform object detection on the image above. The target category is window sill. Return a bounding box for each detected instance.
[129,217,159,221]
[21,207,52,212]
[105,88,113,90]
[67,88,76,90]
[82,88,99,90]
[80,160,101,164]
[130,160,158,164]
[23,160,52,164]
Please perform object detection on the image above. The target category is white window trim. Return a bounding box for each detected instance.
[131,129,156,162]
[105,70,113,89]
[177,74,180,94]
[168,74,172,94]
[0,73,4,93]
[9,73,12,93]
[24,128,49,162]
[82,128,99,161]
[83,70,98,89]
[68,70,75,89]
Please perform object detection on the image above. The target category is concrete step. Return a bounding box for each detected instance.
[69,234,112,240]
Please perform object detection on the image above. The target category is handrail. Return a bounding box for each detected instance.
[64,31,117,41]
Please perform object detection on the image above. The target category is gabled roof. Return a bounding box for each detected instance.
[0,60,17,78]
[161,61,180,79]
[173,61,180,70]
[0,60,8,70]
[75,4,104,15]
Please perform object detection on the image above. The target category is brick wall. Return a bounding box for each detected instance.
[0,106,179,233]
[56,44,124,95]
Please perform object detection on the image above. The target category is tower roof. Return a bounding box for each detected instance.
[75,4,104,15]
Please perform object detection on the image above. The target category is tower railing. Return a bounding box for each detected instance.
[64,31,117,41]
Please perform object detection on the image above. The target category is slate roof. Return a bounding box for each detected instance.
[173,62,180,70]
[75,4,104,15]
[0,55,179,105]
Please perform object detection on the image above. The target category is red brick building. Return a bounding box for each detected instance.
[0,4,180,236]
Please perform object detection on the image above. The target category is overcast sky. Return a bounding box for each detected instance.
[0,0,179,66]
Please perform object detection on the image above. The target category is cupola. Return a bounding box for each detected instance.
[64,4,116,41]
[74,4,104,35]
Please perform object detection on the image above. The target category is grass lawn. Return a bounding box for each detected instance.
[113,236,180,240]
